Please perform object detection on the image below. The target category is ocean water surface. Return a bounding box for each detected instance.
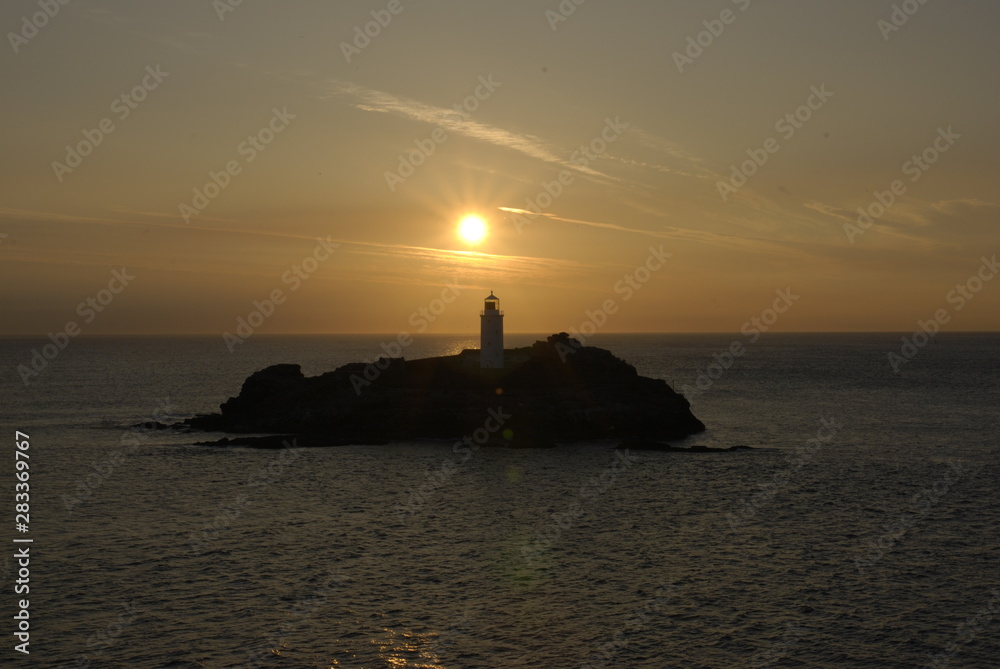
[1,333,998,668]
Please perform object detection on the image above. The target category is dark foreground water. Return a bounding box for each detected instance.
[1,333,998,668]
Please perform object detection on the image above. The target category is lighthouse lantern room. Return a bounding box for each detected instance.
[480,291,504,368]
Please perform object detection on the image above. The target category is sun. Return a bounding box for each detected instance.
[457,214,488,245]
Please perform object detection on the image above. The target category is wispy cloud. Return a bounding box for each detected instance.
[928,198,1000,216]
[622,127,720,181]
[497,206,827,259]
[319,79,610,180]
[802,201,855,223]
[801,200,947,249]
[346,242,607,285]
[499,207,667,238]
[806,197,1000,227]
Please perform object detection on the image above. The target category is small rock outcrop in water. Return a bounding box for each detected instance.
[184,334,705,447]
[617,440,753,453]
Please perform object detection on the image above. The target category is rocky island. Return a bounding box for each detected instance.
[183,333,706,448]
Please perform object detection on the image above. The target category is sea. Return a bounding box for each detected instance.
[1,332,997,668]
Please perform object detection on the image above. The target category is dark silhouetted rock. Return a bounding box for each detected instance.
[184,334,705,447]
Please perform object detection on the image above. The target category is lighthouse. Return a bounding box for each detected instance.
[480,291,504,368]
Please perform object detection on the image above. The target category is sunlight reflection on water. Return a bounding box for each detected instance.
[374,627,443,668]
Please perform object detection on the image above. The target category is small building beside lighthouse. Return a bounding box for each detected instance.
[480,291,504,368]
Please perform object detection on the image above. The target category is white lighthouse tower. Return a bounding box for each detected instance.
[480,291,504,368]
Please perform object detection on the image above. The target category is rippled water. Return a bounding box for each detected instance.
[2,333,998,667]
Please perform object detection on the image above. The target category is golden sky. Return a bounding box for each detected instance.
[2,0,998,334]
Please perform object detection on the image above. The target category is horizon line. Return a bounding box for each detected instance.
[0,331,998,338]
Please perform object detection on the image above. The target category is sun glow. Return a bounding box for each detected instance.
[457,214,488,245]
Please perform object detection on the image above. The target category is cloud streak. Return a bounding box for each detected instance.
[497,206,826,260]
[319,79,610,179]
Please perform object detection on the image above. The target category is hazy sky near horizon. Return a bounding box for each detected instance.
[1,0,998,335]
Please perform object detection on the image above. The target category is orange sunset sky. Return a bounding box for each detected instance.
[1,0,998,335]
